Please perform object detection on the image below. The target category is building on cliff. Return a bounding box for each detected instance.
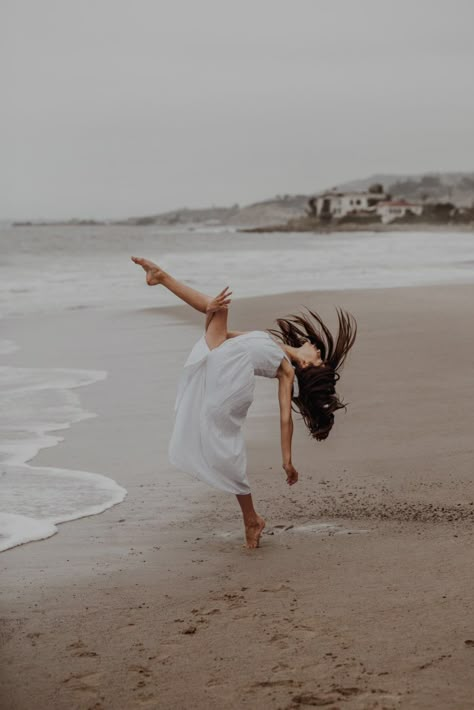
[376,199,424,223]
[308,184,389,221]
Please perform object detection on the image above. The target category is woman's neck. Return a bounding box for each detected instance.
[283,345,300,365]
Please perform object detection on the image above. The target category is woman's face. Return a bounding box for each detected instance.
[300,341,324,368]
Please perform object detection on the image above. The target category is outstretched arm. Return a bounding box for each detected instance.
[277,359,299,486]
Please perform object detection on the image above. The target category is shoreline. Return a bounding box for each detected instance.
[0,364,127,553]
[240,221,474,234]
[1,283,474,709]
[9,220,474,233]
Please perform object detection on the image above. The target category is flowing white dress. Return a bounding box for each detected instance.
[168,330,291,494]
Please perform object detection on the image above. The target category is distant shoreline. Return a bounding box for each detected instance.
[9,169,474,231]
[240,221,474,234]
[10,220,474,233]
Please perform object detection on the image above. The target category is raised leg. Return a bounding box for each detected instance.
[131,256,212,313]
[131,256,232,349]
[236,494,266,549]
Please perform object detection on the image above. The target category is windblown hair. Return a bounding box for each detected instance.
[268,308,357,441]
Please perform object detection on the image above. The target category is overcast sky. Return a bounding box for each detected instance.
[2,0,474,220]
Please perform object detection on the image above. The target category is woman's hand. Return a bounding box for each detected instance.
[283,462,299,486]
[206,287,232,314]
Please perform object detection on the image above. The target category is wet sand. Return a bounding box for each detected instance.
[1,284,474,709]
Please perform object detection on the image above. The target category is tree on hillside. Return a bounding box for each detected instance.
[368,183,384,194]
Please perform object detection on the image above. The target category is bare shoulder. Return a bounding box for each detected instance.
[226,330,248,339]
[276,355,294,381]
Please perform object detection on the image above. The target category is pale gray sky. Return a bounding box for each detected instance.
[2,0,474,220]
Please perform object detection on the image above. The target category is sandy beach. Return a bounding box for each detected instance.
[1,283,474,710]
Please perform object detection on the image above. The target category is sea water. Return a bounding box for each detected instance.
[1,223,473,551]
[1,224,474,317]
[0,350,126,551]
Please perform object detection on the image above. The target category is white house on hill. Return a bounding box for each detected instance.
[312,189,389,220]
[376,200,424,224]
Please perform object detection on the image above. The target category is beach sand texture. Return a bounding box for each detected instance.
[1,284,474,709]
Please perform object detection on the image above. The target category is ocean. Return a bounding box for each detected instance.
[2,225,474,317]
[1,223,473,551]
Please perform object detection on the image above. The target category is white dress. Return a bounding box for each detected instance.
[168,330,291,495]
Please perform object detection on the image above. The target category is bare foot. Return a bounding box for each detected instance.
[131,256,165,286]
[244,515,266,549]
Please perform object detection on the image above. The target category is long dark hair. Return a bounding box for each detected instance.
[268,308,357,441]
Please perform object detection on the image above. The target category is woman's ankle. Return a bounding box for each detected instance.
[244,516,260,527]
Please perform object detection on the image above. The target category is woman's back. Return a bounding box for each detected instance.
[218,330,287,378]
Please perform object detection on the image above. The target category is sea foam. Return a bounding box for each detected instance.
[0,343,126,552]
[1,226,474,318]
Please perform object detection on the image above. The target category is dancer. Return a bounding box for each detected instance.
[132,257,356,549]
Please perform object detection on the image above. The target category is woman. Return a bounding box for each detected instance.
[132,257,356,549]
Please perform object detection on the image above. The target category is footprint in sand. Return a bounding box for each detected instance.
[67,640,85,649]
[289,690,340,707]
[128,664,155,697]
[62,671,103,697]
[258,583,294,593]
[417,654,451,670]
[181,625,197,634]
[66,640,98,657]
[117,622,138,633]
[293,624,319,640]
[267,632,291,650]
[147,652,172,665]
[210,591,246,609]
[192,607,221,616]
[253,679,301,689]
[289,686,402,709]
[73,650,99,658]
[128,664,153,678]
[271,662,291,672]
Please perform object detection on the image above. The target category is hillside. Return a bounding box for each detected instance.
[115,195,309,228]
[13,172,474,228]
[118,173,474,228]
[337,172,474,206]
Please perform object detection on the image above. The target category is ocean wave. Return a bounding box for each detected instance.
[1,227,473,317]
[0,348,126,552]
